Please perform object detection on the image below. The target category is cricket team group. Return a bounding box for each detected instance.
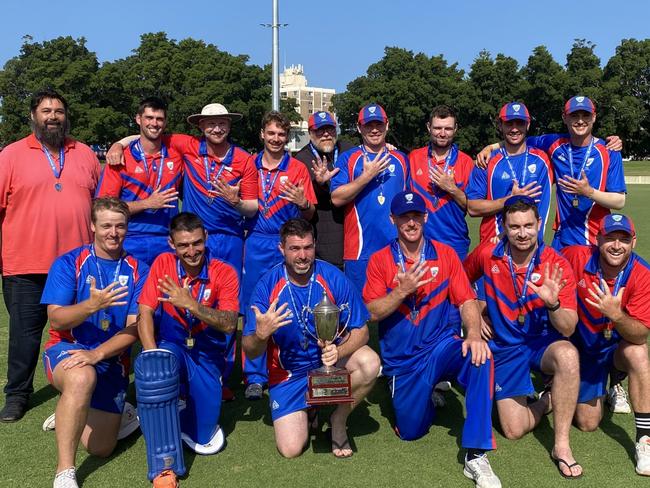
[0,87,649,488]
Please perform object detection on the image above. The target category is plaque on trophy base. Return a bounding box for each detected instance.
[306,366,353,405]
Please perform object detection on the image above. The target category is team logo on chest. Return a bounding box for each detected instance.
[416,168,423,176]
[388,164,396,175]
[586,158,594,167]
[491,264,500,274]
[528,164,537,174]
[530,272,541,283]
[578,279,587,288]
[118,275,129,286]
[166,161,174,170]
[501,171,511,180]
[280,175,289,185]
[202,289,211,301]
[135,166,144,174]
[430,266,439,279]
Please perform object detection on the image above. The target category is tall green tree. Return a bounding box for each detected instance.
[0,36,104,145]
[522,46,567,134]
[600,38,650,156]
[565,39,602,105]
[331,47,466,151]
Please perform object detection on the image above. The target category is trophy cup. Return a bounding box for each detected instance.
[306,291,354,405]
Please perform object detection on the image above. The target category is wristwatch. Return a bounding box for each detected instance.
[546,301,561,312]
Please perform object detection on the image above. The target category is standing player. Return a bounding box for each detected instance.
[363,191,501,488]
[136,212,239,487]
[242,219,380,458]
[97,97,183,265]
[240,111,317,400]
[0,89,100,422]
[331,103,410,291]
[408,105,473,260]
[466,102,553,241]
[105,102,258,400]
[464,196,583,479]
[294,111,354,269]
[562,214,650,476]
[41,198,147,488]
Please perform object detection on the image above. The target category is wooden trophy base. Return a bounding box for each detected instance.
[306,367,353,405]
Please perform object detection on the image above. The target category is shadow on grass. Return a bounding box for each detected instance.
[76,430,141,485]
[600,409,636,463]
[28,384,58,409]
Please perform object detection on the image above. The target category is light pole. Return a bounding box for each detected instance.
[261,0,287,111]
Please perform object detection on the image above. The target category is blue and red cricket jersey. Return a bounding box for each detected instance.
[41,245,148,363]
[465,147,553,241]
[96,136,183,237]
[330,147,410,261]
[243,260,369,386]
[167,134,257,237]
[464,239,577,347]
[561,245,650,355]
[244,152,317,235]
[408,144,473,259]
[138,252,239,356]
[363,239,476,376]
[528,135,626,248]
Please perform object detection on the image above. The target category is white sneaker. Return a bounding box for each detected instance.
[636,435,650,476]
[43,402,140,439]
[182,426,225,455]
[607,384,632,414]
[464,454,502,488]
[53,467,78,488]
[117,402,139,440]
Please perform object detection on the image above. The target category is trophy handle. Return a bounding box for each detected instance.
[332,303,351,343]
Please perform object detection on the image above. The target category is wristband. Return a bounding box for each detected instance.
[546,301,561,312]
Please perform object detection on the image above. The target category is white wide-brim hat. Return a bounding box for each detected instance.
[187,103,243,126]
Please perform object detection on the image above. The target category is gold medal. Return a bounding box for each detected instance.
[603,328,612,340]
[377,194,385,205]
[572,197,579,208]
[517,313,525,325]
[185,337,195,349]
[100,318,110,331]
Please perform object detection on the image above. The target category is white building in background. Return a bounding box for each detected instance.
[280,64,336,152]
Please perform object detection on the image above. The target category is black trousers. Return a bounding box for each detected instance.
[2,274,48,402]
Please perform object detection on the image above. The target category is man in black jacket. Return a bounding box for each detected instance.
[293,112,353,269]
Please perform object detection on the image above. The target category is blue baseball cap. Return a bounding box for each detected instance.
[564,96,596,115]
[308,111,337,130]
[390,191,426,216]
[358,104,388,125]
[599,214,635,237]
[499,102,530,122]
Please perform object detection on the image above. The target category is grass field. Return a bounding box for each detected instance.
[625,161,650,177]
[2,188,650,487]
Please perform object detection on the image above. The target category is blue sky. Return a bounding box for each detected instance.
[1,0,649,93]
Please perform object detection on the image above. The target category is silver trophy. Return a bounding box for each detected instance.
[305,291,353,404]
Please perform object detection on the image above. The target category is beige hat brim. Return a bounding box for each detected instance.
[187,112,243,126]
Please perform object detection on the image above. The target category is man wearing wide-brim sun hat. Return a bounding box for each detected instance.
[105,102,257,402]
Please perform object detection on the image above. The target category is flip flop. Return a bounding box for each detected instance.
[327,427,353,459]
[551,455,583,479]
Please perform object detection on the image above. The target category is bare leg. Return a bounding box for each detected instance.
[51,365,97,473]
[273,410,309,458]
[540,341,581,477]
[496,395,549,440]
[81,408,121,458]
[615,341,650,414]
[330,345,380,457]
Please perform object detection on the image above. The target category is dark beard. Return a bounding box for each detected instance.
[32,119,68,148]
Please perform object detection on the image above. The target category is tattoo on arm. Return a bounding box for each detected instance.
[196,304,238,333]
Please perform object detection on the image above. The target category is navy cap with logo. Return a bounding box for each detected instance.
[499,102,530,122]
[308,111,337,130]
[564,96,596,115]
[358,104,388,125]
[599,214,635,237]
[390,191,426,216]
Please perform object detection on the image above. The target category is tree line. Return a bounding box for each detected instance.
[1,34,649,156]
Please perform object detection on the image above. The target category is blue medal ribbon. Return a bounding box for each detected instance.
[566,137,594,208]
[427,143,456,207]
[360,145,389,202]
[89,245,124,327]
[134,140,167,191]
[175,259,207,338]
[40,144,65,190]
[395,241,427,322]
[596,253,634,338]
[500,146,530,187]
[255,152,289,214]
[283,266,317,350]
[505,245,536,325]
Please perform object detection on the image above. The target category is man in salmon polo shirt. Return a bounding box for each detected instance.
[0,88,100,422]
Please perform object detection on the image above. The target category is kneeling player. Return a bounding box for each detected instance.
[136,212,239,486]
[364,191,500,488]
[562,214,650,476]
[41,198,148,488]
[243,219,380,458]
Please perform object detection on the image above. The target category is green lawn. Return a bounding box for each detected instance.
[624,161,650,177]
[2,188,650,487]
